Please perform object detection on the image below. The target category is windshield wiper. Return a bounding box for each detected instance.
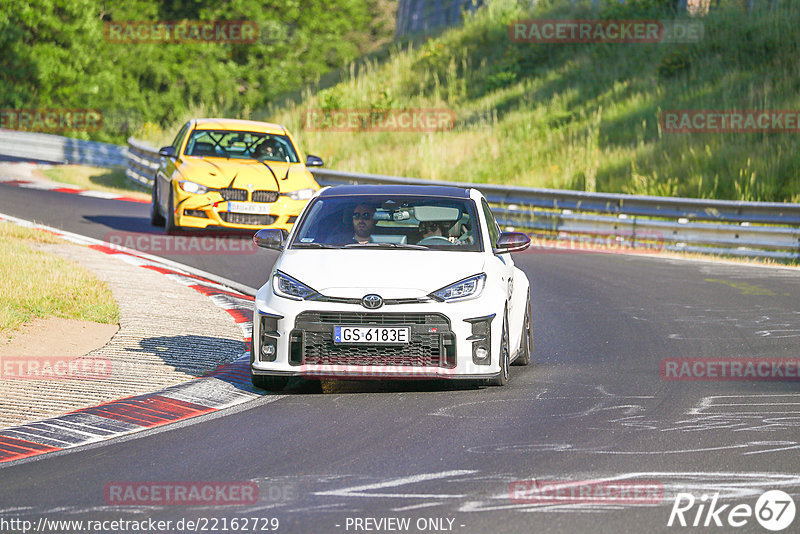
[343,242,428,250]
[292,242,342,249]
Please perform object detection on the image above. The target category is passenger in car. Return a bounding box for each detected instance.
[419,220,450,239]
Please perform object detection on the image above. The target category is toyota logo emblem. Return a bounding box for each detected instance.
[361,294,383,309]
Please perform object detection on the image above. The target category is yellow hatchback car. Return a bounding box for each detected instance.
[150,118,323,233]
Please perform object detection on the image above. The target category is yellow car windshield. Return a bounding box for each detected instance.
[184,130,299,163]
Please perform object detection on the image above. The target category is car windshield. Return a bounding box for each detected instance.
[184,129,299,162]
[291,195,483,252]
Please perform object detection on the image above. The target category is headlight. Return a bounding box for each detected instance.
[178,180,209,194]
[284,188,316,201]
[430,273,486,302]
[272,271,319,300]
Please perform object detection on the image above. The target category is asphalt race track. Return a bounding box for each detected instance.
[1,182,799,533]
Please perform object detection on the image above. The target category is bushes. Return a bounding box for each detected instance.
[0,0,393,144]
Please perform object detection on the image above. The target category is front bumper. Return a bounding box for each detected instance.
[174,189,309,232]
[251,287,505,380]
[251,368,496,380]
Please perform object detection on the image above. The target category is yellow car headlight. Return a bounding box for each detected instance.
[178,180,209,195]
[284,188,315,201]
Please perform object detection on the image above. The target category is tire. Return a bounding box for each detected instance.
[488,311,510,386]
[150,179,165,227]
[165,185,179,234]
[251,374,289,391]
[512,294,532,366]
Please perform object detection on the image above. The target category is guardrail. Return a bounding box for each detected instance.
[126,137,160,188]
[124,137,800,260]
[0,130,127,167]
[311,168,800,260]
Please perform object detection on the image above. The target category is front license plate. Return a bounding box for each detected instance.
[227,201,271,215]
[334,326,410,344]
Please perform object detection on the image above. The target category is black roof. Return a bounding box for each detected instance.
[318,184,470,198]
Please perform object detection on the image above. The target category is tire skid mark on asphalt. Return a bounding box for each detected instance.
[391,501,444,512]
[20,470,800,518]
[0,214,269,466]
[459,471,800,514]
[289,471,800,516]
[221,471,795,517]
[431,382,800,460]
[313,470,478,499]
[618,302,800,341]
[429,383,654,421]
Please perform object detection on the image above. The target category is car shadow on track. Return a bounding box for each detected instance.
[283,377,485,395]
[84,214,157,234]
[128,336,491,396]
[127,334,249,384]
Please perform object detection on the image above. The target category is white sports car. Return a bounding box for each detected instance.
[250,185,532,390]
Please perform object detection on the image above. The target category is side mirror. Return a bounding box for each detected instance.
[158,146,176,158]
[305,154,324,167]
[493,232,531,254]
[253,228,287,250]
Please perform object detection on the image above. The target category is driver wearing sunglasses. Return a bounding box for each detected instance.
[351,203,376,244]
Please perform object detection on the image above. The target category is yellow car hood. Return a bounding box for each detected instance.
[177,157,313,190]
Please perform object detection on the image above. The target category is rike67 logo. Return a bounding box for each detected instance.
[668,490,796,531]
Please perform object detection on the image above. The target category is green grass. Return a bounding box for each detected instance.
[41,165,150,199]
[0,223,120,338]
[136,0,799,203]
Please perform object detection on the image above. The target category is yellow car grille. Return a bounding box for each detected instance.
[252,190,280,203]
[216,188,248,201]
[214,188,279,203]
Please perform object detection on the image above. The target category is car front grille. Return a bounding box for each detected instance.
[216,188,248,201]
[301,312,447,325]
[219,212,277,226]
[214,188,278,203]
[252,190,279,203]
[292,312,455,368]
